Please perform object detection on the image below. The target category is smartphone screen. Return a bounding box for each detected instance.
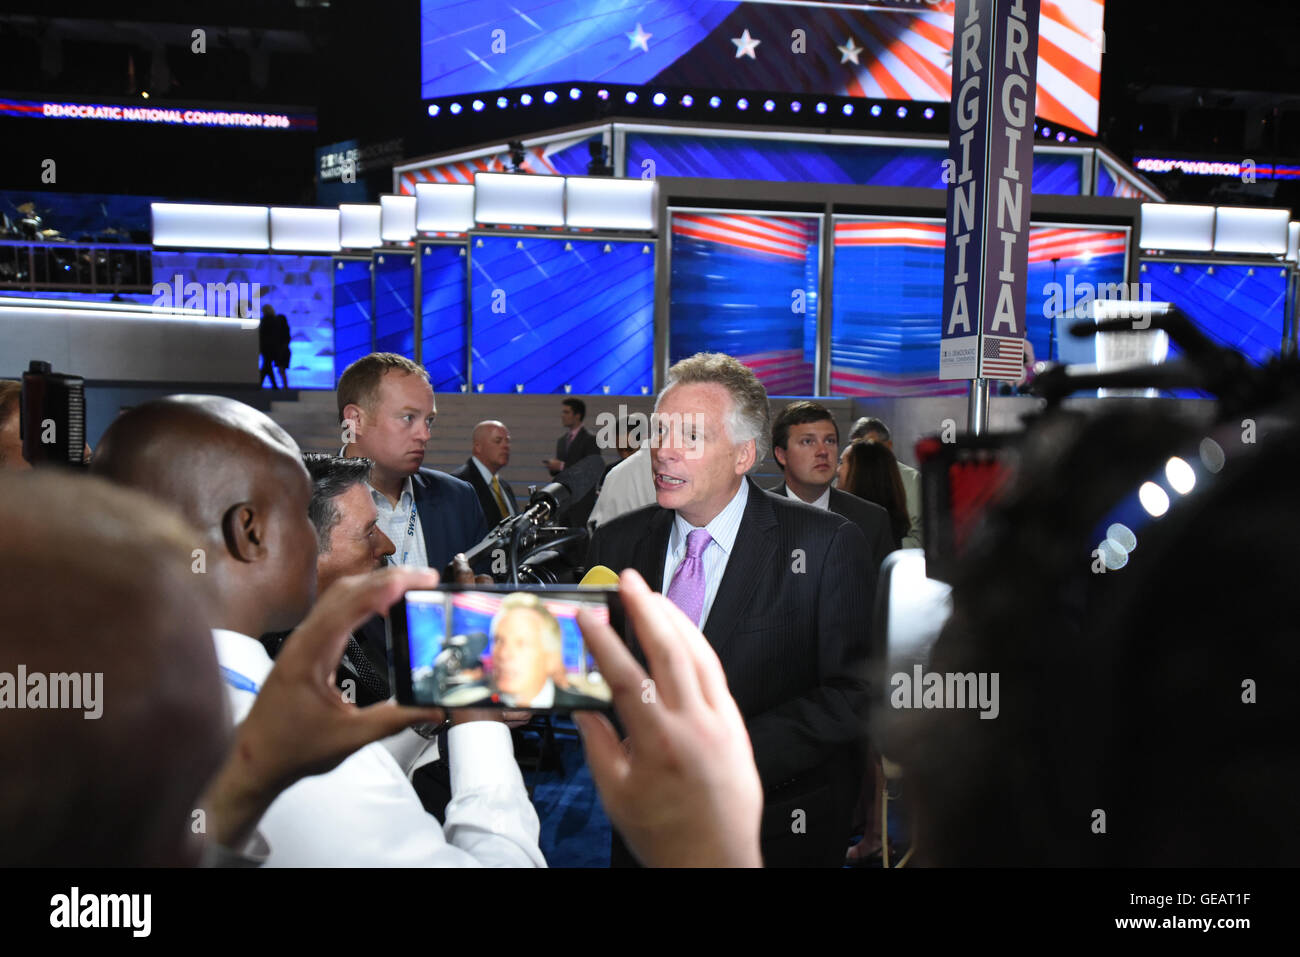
[388,585,616,711]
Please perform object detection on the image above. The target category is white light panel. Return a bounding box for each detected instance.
[415,182,475,233]
[1214,206,1290,255]
[152,203,269,250]
[565,177,658,231]
[1140,203,1214,252]
[270,207,341,252]
[380,194,418,242]
[339,204,382,249]
[474,172,565,227]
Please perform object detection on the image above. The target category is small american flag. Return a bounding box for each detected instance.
[981,336,1024,379]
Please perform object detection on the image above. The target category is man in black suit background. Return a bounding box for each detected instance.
[338,353,489,577]
[770,401,896,574]
[587,353,872,867]
[544,397,602,528]
[452,420,517,525]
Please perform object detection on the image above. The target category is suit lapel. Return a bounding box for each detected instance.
[635,508,673,592]
[703,479,778,658]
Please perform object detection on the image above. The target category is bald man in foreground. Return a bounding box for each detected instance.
[91,395,546,867]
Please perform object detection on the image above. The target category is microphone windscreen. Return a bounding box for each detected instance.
[578,564,621,587]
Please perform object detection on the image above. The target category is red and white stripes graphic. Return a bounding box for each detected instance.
[672,214,817,262]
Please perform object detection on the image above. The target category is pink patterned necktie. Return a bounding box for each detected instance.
[666,528,713,626]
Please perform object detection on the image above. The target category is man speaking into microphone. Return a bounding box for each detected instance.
[587,353,872,867]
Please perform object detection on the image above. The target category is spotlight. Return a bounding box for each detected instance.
[737,98,749,110]
[1138,481,1170,518]
[870,104,882,117]
[569,87,581,100]
[896,106,907,118]
[520,93,533,106]
[428,104,440,116]
[763,99,775,112]
[923,107,935,119]
[709,96,722,108]
[625,91,638,104]
[1068,135,1078,143]
[1041,125,1051,137]
[449,102,463,114]
[842,103,854,116]
[652,92,666,106]
[680,94,694,107]
[815,102,827,114]
[496,96,508,109]
[543,90,558,104]
[472,99,485,112]
[790,100,801,112]
[597,89,609,100]
[1056,131,1067,142]
[141,91,150,100]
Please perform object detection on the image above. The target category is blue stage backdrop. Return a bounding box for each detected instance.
[470,235,654,394]
[669,212,819,395]
[628,133,1081,194]
[333,258,373,383]
[372,250,417,361]
[420,243,470,393]
[1141,261,1288,366]
[151,250,334,389]
[830,219,1128,396]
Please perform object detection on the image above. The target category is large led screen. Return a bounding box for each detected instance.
[151,250,334,390]
[373,250,416,360]
[669,212,819,396]
[829,219,1128,396]
[420,242,469,393]
[333,258,373,383]
[1141,261,1287,367]
[470,236,654,394]
[420,1,1105,134]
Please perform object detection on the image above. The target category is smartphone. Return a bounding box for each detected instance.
[387,585,618,711]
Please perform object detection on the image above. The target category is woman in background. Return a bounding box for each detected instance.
[837,440,911,551]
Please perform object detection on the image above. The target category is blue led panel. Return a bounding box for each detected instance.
[333,257,373,382]
[470,236,654,394]
[1141,261,1287,366]
[372,251,416,360]
[669,212,819,395]
[151,250,334,389]
[420,242,469,393]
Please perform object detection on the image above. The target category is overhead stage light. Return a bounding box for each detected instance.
[569,88,581,100]
[790,100,801,112]
[737,98,749,110]
[652,92,666,106]
[472,99,485,112]
[428,104,440,116]
[870,104,882,117]
[842,103,854,116]
[681,94,694,107]
[520,93,533,106]
[763,99,775,112]
[449,102,462,115]
[543,90,558,104]
[815,102,827,114]
[625,91,638,104]
[709,96,722,108]
[496,96,508,109]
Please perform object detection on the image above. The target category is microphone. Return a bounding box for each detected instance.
[579,564,620,587]
[522,453,606,526]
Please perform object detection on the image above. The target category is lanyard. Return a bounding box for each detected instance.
[399,498,419,566]
[221,666,259,695]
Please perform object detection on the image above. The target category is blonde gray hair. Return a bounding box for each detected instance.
[658,352,771,465]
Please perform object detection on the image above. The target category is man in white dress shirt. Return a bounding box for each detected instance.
[91,394,545,867]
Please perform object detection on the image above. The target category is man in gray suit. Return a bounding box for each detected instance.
[772,401,895,572]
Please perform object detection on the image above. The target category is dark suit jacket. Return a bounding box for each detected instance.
[412,467,490,572]
[771,483,896,572]
[554,426,600,471]
[587,477,872,866]
[553,427,603,528]
[451,458,517,526]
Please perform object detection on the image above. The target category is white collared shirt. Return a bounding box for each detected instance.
[503,678,554,709]
[369,475,429,568]
[211,628,545,868]
[472,455,515,515]
[661,479,749,630]
[785,484,831,510]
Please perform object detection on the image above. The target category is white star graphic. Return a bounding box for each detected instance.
[732,29,760,59]
[838,37,863,65]
[626,23,652,52]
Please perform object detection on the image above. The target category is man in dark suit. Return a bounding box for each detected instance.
[587,353,872,867]
[338,353,489,579]
[451,420,517,525]
[770,400,896,573]
[544,397,602,528]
